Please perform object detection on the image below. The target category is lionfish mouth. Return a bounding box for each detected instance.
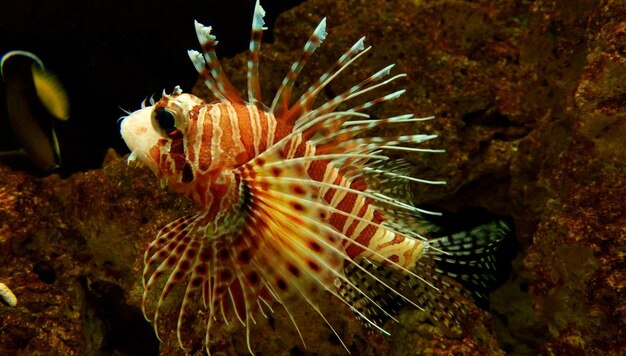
[120,105,160,170]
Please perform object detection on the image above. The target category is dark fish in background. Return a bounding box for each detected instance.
[1,50,69,171]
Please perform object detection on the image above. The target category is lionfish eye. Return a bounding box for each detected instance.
[154,107,177,134]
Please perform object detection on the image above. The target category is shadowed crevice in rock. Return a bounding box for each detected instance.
[82,279,160,356]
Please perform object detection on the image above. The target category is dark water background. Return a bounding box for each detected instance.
[0,0,303,175]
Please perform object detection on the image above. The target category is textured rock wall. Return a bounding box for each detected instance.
[1,0,624,355]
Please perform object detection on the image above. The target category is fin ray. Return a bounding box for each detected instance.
[246,0,267,108]
[193,21,244,104]
[270,18,328,116]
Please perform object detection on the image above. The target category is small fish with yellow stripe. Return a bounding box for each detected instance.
[1,50,69,171]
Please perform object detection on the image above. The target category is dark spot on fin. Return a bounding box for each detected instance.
[182,161,194,183]
[239,180,252,212]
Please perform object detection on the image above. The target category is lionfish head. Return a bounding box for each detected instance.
[121,87,209,192]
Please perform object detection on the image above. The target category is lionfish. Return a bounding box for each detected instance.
[120,1,509,354]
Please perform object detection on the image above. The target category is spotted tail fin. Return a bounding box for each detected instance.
[426,219,512,302]
[337,257,470,336]
[339,219,512,334]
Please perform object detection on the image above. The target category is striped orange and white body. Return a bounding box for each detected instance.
[120,1,509,354]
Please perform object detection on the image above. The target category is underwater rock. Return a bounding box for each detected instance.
[1,0,624,355]
[0,164,103,353]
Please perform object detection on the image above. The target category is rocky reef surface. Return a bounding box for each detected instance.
[1,0,624,354]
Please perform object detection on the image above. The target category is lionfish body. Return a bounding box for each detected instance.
[120,1,509,353]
